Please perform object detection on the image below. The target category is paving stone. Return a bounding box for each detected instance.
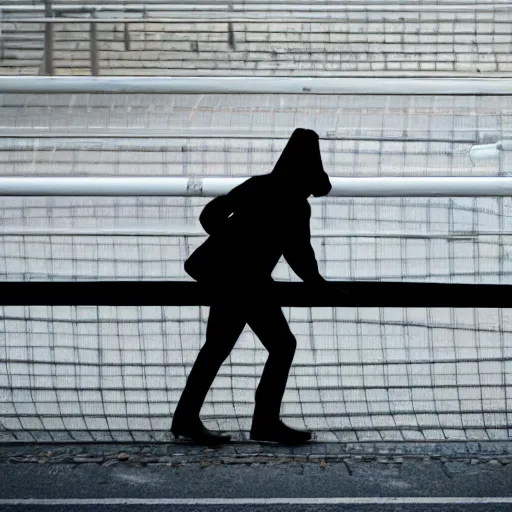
[73,457,104,463]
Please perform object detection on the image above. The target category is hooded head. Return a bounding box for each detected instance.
[269,128,332,198]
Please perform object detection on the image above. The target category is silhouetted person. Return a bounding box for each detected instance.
[171,128,333,445]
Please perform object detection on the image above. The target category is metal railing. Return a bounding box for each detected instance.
[3,2,512,12]
[2,176,512,197]
[0,76,510,94]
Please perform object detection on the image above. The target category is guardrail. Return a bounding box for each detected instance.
[2,176,512,197]
[0,76,510,94]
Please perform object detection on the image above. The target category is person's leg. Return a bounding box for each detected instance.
[247,304,312,444]
[247,305,296,420]
[172,302,246,441]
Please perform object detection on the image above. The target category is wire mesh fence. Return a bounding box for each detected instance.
[1,84,512,444]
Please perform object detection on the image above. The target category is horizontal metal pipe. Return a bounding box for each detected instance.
[1,382,508,391]
[1,176,512,196]
[0,133,474,147]
[0,409,508,419]
[0,76,510,95]
[1,356,507,368]
[5,0,511,8]
[1,280,512,307]
[2,227,509,239]
[3,11,511,25]
[4,16,511,26]
[3,4,511,14]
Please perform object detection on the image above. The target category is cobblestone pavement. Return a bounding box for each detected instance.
[1,442,511,468]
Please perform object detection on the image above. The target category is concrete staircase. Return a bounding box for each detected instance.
[1,1,512,76]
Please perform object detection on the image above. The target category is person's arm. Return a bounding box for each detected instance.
[199,179,250,235]
[199,196,233,235]
[282,201,326,283]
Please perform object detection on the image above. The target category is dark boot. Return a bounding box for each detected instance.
[248,335,311,444]
[171,320,238,445]
[249,402,312,445]
[250,416,312,445]
[171,414,231,445]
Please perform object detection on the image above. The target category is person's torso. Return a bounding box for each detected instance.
[185,190,303,282]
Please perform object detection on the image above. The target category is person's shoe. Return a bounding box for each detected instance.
[171,416,231,445]
[250,419,312,445]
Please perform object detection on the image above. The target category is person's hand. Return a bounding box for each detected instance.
[310,276,350,296]
[329,282,351,296]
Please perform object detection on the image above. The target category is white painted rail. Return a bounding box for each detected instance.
[0,77,511,95]
[1,176,512,196]
[2,227,511,239]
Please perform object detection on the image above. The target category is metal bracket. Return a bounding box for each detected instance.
[187,178,203,195]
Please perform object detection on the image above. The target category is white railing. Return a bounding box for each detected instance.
[1,226,509,240]
[0,133,476,146]
[3,4,512,13]
[4,0,511,7]
[0,76,510,95]
[1,176,512,196]
[2,177,512,242]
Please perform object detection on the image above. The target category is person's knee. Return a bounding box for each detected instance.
[200,338,233,363]
[286,333,297,354]
[275,332,297,359]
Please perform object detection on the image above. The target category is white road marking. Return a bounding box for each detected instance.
[0,497,512,506]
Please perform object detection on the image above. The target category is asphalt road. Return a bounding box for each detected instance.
[1,447,512,512]
[2,504,512,512]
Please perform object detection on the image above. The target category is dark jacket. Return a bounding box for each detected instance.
[184,128,332,284]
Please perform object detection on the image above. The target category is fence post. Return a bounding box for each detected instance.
[0,9,4,62]
[43,0,53,75]
[90,10,99,76]
[227,2,236,50]
[124,22,130,51]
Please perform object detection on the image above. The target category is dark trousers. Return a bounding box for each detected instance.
[174,292,297,424]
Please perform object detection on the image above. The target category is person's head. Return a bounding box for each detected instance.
[269,128,332,198]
